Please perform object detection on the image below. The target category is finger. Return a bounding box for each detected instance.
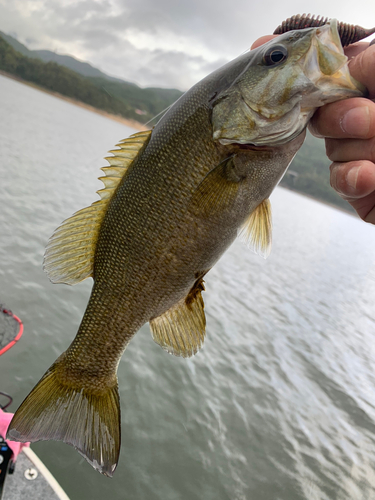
[344,42,369,59]
[361,199,375,224]
[250,35,277,50]
[351,191,375,223]
[347,44,375,97]
[330,160,375,199]
[326,136,375,162]
[309,98,375,139]
[330,160,375,222]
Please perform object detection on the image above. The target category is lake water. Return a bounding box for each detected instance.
[1,73,375,500]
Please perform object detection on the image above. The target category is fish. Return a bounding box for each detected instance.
[7,20,365,476]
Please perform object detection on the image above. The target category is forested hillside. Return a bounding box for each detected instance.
[0,34,183,124]
[0,32,355,214]
[282,132,355,214]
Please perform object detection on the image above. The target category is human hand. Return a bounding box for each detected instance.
[309,43,375,223]
[251,36,375,223]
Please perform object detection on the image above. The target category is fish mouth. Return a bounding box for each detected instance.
[217,99,308,147]
[226,142,275,152]
[250,20,365,146]
[298,20,366,105]
[212,19,365,149]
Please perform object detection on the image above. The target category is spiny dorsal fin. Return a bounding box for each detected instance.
[43,130,152,285]
[238,199,272,259]
[150,278,206,358]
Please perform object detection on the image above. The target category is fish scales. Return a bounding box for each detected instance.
[93,67,248,321]
[48,84,233,428]
[8,20,366,476]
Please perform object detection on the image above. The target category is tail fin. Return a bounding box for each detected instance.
[7,363,121,477]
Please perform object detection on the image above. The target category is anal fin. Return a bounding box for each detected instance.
[150,278,206,358]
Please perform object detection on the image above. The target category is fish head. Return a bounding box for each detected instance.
[212,20,366,147]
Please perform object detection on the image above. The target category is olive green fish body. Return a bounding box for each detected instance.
[8,20,365,476]
[74,89,304,373]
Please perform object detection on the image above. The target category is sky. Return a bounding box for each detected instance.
[0,0,374,90]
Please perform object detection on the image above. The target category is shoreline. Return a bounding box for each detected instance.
[0,70,148,131]
[0,70,360,220]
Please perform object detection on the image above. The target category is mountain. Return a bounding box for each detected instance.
[0,31,127,82]
[0,32,355,214]
[0,31,33,57]
[0,32,183,124]
[87,76,183,119]
[0,36,138,117]
[281,131,355,214]
[33,50,126,82]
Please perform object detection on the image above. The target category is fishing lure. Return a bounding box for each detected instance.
[274,14,375,47]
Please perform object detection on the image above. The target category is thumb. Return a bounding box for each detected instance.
[250,35,278,50]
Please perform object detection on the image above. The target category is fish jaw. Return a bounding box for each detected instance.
[212,20,365,148]
[298,20,366,108]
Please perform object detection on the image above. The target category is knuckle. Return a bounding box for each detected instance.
[370,103,375,138]
[354,46,375,97]
[308,116,324,138]
[325,139,335,160]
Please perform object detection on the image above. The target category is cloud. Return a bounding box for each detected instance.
[0,0,374,89]
[124,49,228,89]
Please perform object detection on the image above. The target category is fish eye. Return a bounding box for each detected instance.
[263,45,288,66]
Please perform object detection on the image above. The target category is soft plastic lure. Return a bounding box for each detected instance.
[274,14,375,47]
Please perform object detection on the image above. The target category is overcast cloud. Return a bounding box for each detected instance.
[0,0,374,90]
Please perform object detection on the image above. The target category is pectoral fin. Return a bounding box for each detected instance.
[150,278,206,358]
[191,156,241,217]
[238,199,272,258]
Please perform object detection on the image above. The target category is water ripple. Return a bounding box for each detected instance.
[2,74,375,499]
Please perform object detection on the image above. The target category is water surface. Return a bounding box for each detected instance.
[1,74,375,500]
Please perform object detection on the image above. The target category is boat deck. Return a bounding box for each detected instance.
[3,447,69,500]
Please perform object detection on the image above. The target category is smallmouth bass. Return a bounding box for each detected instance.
[8,20,365,476]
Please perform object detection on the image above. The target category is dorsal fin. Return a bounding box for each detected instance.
[43,130,152,285]
[150,278,206,358]
[238,199,272,258]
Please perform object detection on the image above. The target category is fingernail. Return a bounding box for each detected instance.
[340,106,370,137]
[330,164,338,190]
[346,165,361,193]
